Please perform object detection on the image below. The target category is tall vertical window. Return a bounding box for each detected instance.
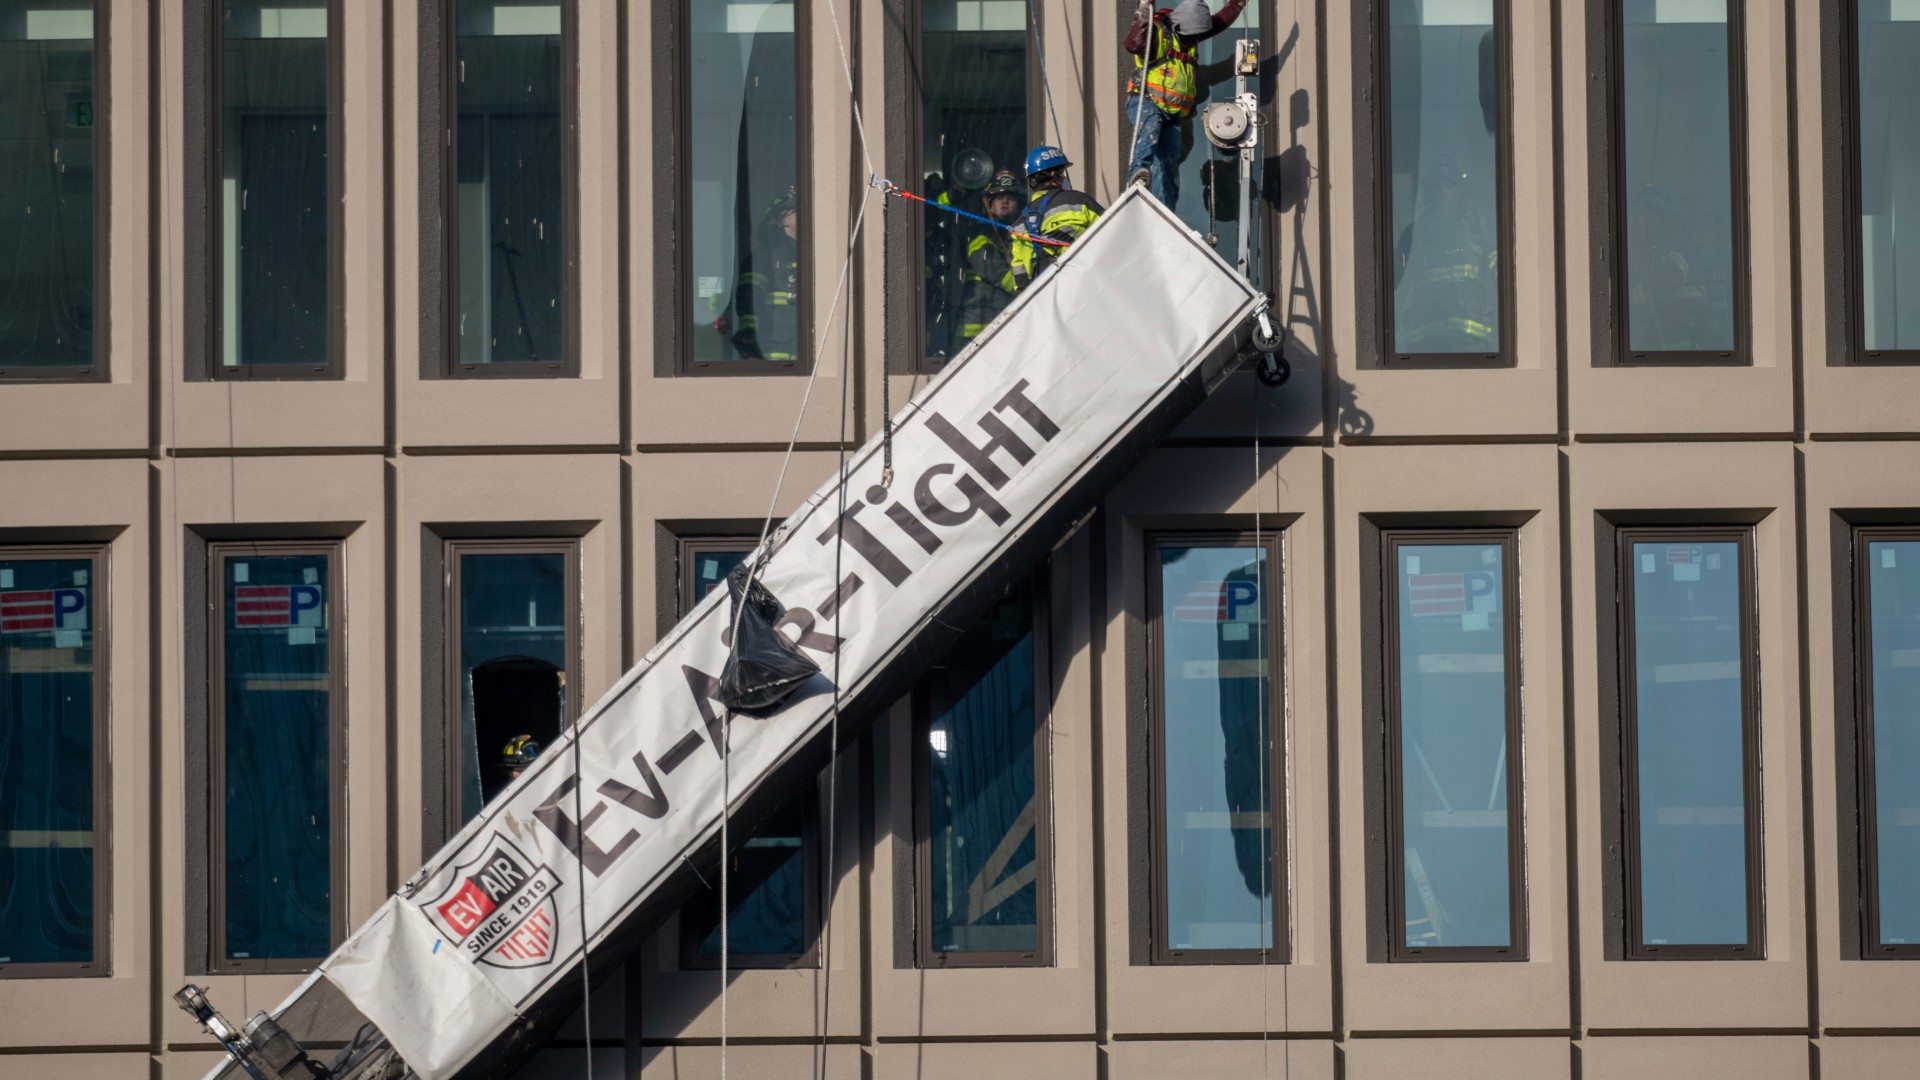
[450,1,569,373]
[672,537,819,968]
[1851,1,1920,360]
[916,586,1049,966]
[210,543,341,972]
[0,1,98,380]
[1613,0,1744,362]
[685,0,801,372]
[1379,0,1507,365]
[214,1,336,375]
[1149,533,1284,964]
[0,548,104,975]
[445,541,576,827]
[1618,529,1760,958]
[1164,1,1260,265]
[1856,529,1920,956]
[916,0,1030,367]
[1383,531,1523,959]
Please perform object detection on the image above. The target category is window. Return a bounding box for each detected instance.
[0,547,105,976]
[915,0,1032,368]
[1849,1,1920,361]
[1383,530,1523,959]
[1148,533,1284,964]
[915,584,1049,966]
[447,0,571,375]
[212,1,338,376]
[1611,0,1744,363]
[209,542,342,972]
[1378,0,1508,366]
[445,540,577,827]
[0,1,99,381]
[673,537,818,968]
[1855,528,1920,956]
[1617,528,1760,958]
[1164,1,1260,267]
[683,0,802,373]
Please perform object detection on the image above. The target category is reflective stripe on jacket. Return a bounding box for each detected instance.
[1010,189,1105,291]
[1128,20,1199,117]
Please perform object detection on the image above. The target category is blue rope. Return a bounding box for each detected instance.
[878,180,1069,246]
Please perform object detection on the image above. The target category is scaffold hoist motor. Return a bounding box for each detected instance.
[1203,37,1288,388]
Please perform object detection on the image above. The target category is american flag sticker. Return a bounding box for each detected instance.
[234,584,325,629]
[1406,571,1498,617]
[0,588,88,634]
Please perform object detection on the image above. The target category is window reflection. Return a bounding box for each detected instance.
[1392,540,1515,952]
[689,0,800,365]
[1865,539,1920,948]
[220,2,328,368]
[1627,538,1751,949]
[923,590,1041,958]
[0,0,95,372]
[1620,0,1738,356]
[454,550,567,822]
[0,555,96,966]
[1158,544,1276,955]
[1170,2,1257,260]
[220,552,333,963]
[455,2,564,366]
[1856,3,1920,354]
[1385,0,1502,359]
[919,0,1028,363]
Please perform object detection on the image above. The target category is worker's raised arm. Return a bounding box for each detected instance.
[1197,0,1248,40]
[1123,7,1153,56]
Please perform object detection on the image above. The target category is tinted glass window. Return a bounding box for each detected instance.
[688,546,751,608]
[1620,0,1738,356]
[1627,538,1751,949]
[1170,3,1257,263]
[919,0,1028,364]
[220,1,328,368]
[1385,0,1502,359]
[688,0,799,365]
[220,552,332,963]
[455,1,564,366]
[0,1,95,372]
[686,795,808,960]
[1391,540,1517,952]
[455,550,566,823]
[0,556,96,966]
[1856,1,1920,355]
[1158,544,1276,954]
[924,591,1040,957]
[1865,538,1920,948]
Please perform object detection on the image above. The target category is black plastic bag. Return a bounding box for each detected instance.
[717,560,821,714]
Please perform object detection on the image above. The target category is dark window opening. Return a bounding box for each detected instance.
[471,656,562,804]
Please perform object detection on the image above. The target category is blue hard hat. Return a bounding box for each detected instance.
[1024,145,1071,178]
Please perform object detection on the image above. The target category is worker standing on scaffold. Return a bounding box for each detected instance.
[1010,147,1105,292]
[1124,0,1247,209]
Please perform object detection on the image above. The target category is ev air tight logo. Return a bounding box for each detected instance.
[423,836,562,969]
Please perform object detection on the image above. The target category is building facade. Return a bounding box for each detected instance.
[1,1,1918,1078]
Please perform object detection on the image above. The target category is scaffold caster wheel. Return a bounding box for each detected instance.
[1254,352,1290,388]
[1251,321,1285,355]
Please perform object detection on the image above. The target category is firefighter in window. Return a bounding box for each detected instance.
[729,187,802,363]
[483,734,543,802]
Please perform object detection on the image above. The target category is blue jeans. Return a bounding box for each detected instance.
[1128,96,1185,208]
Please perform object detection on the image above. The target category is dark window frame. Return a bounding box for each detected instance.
[912,577,1054,968]
[435,0,580,379]
[441,537,581,831]
[203,0,346,380]
[1371,0,1515,369]
[1380,528,1526,962]
[1852,525,1920,958]
[1145,529,1288,966]
[0,0,110,384]
[673,0,813,377]
[1603,0,1749,367]
[904,0,1043,375]
[206,540,346,974]
[672,534,821,969]
[1615,525,1763,960]
[0,543,111,979]
[1839,0,1920,365]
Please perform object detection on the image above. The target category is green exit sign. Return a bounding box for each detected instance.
[71,100,92,129]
